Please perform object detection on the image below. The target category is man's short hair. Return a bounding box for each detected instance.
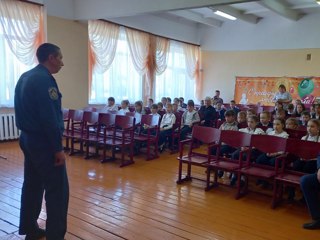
[151,104,158,110]
[108,97,115,102]
[36,43,60,63]
[225,110,235,117]
[187,100,194,107]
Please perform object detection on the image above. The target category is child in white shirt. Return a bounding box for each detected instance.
[158,104,176,151]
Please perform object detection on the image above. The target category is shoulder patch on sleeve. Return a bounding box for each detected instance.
[48,87,59,100]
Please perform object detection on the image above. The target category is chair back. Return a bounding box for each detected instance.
[286,128,307,139]
[83,111,99,125]
[69,109,84,121]
[192,126,221,144]
[98,113,116,127]
[144,107,151,114]
[141,114,160,127]
[62,108,69,120]
[286,138,320,160]
[115,115,135,129]
[250,135,287,153]
[125,112,136,117]
[83,106,97,112]
[220,130,251,148]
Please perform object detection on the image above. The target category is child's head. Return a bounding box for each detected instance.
[294,99,302,106]
[237,111,247,123]
[247,115,259,130]
[276,109,286,120]
[296,103,305,114]
[246,109,256,118]
[161,97,167,106]
[166,103,173,113]
[121,100,129,109]
[134,101,143,113]
[273,118,285,133]
[107,97,115,106]
[259,111,270,125]
[216,102,222,110]
[230,100,236,108]
[173,98,179,105]
[287,103,294,112]
[179,97,184,104]
[285,118,299,130]
[301,111,311,124]
[172,103,178,112]
[148,98,153,105]
[167,97,172,104]
[157,102,163,111]
[187,100,195,112]
[307,119,320,136]
[225,110,236,123]
[151,104,158,114]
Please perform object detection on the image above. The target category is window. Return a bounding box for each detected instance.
[89,28,143,105]
[0,21,33,107]
[154,41,196,103]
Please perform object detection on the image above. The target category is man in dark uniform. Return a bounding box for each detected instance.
[300,155,320,230]
[14,43,69,240]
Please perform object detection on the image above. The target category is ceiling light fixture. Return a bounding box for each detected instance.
[214,10,237,20]
[317,0,320,5]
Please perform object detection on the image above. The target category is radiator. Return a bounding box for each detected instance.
[0,114,20,140]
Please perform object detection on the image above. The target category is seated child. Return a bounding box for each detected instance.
[213,110,239,178]
[257,111,273,133]
[287,103,295,116]
[158,103,176,152]
[118,100,130,115]
[293,119,320,174]
[229,100,240,115]
[180,100,200,140]
[275,109,286,121]
[215,102,226,120]
[237,111,247,128]
[285,117,299,130]
[312,103,320,120]
[256,118,289,167]
[300,111,311,127]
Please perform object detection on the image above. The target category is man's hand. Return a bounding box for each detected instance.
[54,151,66,166]
[317,169,320,183]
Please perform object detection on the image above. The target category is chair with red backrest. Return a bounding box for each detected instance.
[144,107,151,114]
[134,114,160,160]
[80,111,100,159]
[237,122,248,129]
[70,111,98,156]
[176,126,221,185]
[286,128,307,139]
[236,135,287,199]
[206,130,252,191]
[272,138,320,208]
[83,106,97,112]
[262,105,274,113]
[169,111,183,154]
[68,109,84,155]
[125,111,136,117]
[100,115,135,167]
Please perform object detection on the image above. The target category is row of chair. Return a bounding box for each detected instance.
[62,109,186,166]
[177,126,320,208]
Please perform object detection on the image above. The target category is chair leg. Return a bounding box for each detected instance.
[205,167,212,191]
[271,180,279,209]
[176,160,183,184]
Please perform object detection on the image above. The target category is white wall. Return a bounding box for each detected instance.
[200,12,320,51]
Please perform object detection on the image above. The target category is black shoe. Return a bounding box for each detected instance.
[303,220,320,230]
[230,175,237,186]
[25,228,46,240]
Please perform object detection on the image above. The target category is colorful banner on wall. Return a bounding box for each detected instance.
[234,77,320,106]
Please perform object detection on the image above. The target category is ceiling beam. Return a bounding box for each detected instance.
[170,10,223,28]
[209,5,260,24]
[259,0,302,21]
[73,0,255,20]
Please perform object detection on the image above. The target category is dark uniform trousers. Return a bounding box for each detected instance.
[300,173,320,221]
[19,132,69,240]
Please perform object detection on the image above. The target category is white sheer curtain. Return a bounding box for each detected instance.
[155,41,196,103]
[89,28,142,104]
[182,43,201,100]
[0,0,44,107]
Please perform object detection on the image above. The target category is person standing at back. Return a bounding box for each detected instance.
[14,43,69,240]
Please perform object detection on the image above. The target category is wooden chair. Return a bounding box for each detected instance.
[100,115,135,167]
[83,106,97,112]
[68,109,84,155]
[176,126,221,185]
[206,130,252,191]
[134,114,160,160]
[272,138,320,208]
[62,108,70,150]
[236,135,287,199]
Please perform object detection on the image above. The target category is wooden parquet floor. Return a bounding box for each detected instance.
[0,141,319,240]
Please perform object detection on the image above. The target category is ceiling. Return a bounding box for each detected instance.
[67,0,320,28]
